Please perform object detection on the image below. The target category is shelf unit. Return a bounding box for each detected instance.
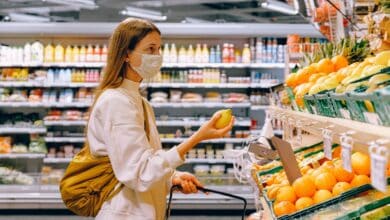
[0,102,92,108]
[0,153,45,159]
[0,127,47,134]
[42,157,234,164]
[150,102,251,108]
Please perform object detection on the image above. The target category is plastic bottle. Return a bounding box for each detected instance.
[17,47,23,64]
[222,43,229,63]
[186,45,194,63]
[201,44,209,63]
[272,38,278,63]
[79,45,86,62]
[242,44,251,64]
[229,44,235,63]
[194,44,202,63]
[209,46,216,63]
[44,43,54,63]
[65,69,72,83]
[31,41,44,63]
[178,46,186,63]
[101,44,107,62]
[65,45,73,63]
[170,43,177,63]
[86,44,94,62]
[261,39,266,63]
[54,44,64,62]
[94,44,101,62]
[47,69,54,84]
[24,43,31,64]
[162,43,170,63]
[215,45,222,63]
[72,46,80,63]
[255,38,262,63]
[250,38,256,63]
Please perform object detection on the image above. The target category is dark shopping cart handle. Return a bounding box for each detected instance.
[165,185,247,220]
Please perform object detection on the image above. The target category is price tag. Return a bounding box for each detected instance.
[322,128,333,160]
[340,109,351,120]
[296,122,302,146]
[369,144,388,192]
[340,135,353,172]
[364,112,381,125]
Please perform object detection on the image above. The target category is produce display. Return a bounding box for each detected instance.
[0,167,34,185]
[149,91,249,104]
[0,112,43,128]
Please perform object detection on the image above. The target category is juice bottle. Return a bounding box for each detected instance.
[94,44,101,62]
[215,45,222,63]
[79,45,86,62]
[209,46,216,63]
[44,43,54,63]
[170,43,177,63]
[255,38,262,63]
[86,44,94,62]
[178,46,186,63]
[54,44,64,62]
[101,44,107,62]
[187,45,194,63]
[72,45,80,63]
[162,43,170,63]
[222,43,229,63]
[24,42,31,63]
[229,44,235,63]
[194,44,202,63]
[242,43,251,64]
[250,38,256,63]
[201,44,209,63]
[65,45,73,63]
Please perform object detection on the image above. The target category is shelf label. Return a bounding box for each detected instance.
[340,134,353,172]
[369,143,388,192]
[322,128,333,160]
[340,109,351,120]
[364,112,381,125]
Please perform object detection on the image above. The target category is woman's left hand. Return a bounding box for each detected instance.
[172,172,203,194]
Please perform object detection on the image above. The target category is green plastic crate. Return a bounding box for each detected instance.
[303,94,317,115]
[372,86,390,126]
[330,92,353,120]
[314,92,337,117]
[348,91,384,126]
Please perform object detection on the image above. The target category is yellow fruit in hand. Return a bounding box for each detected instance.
[215,109,232,129]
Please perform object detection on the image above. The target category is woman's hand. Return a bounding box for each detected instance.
[172,172,203,194]
[193,111,235,142]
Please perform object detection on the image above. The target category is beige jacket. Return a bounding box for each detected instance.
[87,79,184,220]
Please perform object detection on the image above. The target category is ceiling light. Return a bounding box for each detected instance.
[120,6,167,21]
[261,0,299,15]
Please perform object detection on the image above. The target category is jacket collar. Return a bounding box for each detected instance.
[121,78,141,93]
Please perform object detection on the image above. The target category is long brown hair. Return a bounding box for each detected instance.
[93,18,160,105]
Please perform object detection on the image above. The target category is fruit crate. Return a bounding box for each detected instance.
[314,92,337,117]
[330,93,353,120]
[347,91,385,126]
[335,196,390,220]
[303,94,317,115]
[372,86,390,126]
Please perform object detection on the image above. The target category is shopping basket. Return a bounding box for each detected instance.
[165,185,248,220]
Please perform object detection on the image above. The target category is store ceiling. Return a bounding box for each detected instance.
[0,0,308,24]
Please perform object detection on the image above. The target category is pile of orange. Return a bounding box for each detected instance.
[270,150,382,217]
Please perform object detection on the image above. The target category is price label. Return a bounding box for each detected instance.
[322,128,333,160]
[369,144,388,192]
[340,135,353,172]
[364,112,381,125]
[340,109,351,120]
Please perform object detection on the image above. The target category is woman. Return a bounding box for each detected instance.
[87,18,235,220]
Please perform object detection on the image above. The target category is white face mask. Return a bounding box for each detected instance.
[130,52,163,79]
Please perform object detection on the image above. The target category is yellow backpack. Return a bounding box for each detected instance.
[60,99,150,216]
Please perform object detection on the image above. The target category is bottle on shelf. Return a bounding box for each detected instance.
[65,45,73,63]
[242,43,251,64]
[178,46,186,63]
[79,45,86,62]
[255,37,262,63]
[169,43,177,63]
[44,43,54,63]
[101,44,108,62]
[250,38,256,64]
[72,45,80,63]
[93,44,101,62]
[86,44,94,62]
[194,43,202,63]
[187,44,194,63]
[209,46,216,63]
[229,44,235,63]
[215,44,222,63]
[272,38,278,63]
[31,41,44,63]
[201,44,209,63]
[162,43,170,63]
[23,42,31,64]
[54,44,64,62]
[222,43,229,63]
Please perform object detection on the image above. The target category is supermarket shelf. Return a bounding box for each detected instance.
[44,120,87,126]
[0,62,104,68]
[150,102,251,108]
[0,81,99,88]
[0,127,47,134]
[161,138,247,144]
[146,82,281,89]
[185,158,233,164]
[0,102,92,108]
[250,129,283,136]
[270,106,390,159]
[250,105,269,110]
[44,137,85,143]
[0,153,45,159]
[43,157,72,163]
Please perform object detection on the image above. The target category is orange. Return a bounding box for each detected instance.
[351,175,370,187]
[295,197,314,210]
[351,152,371,176]
[321,161,336,176]
[332,146,341,158]
[276,186,297,203]
[309,73,326,82]
[273,201,296,217]
[332,55,349,71]
[286,74,297,87]
[295,68,311,85]
[332,182,352,196]
[310,169,325,182]
[316,58,335,74]
[267,186,281,200]
[300,166,312,175]
[313,189,333,204]
[306,169,315,176]
[314,172,337,191]
[334,164,355,182]
[293,176,316,198]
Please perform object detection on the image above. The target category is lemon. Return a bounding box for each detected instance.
[215,109,232,129]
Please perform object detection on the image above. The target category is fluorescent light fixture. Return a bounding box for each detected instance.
[120,6,167,21]
[261,0,299,15]
[8,12,50,22]
[43,0,98,10]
